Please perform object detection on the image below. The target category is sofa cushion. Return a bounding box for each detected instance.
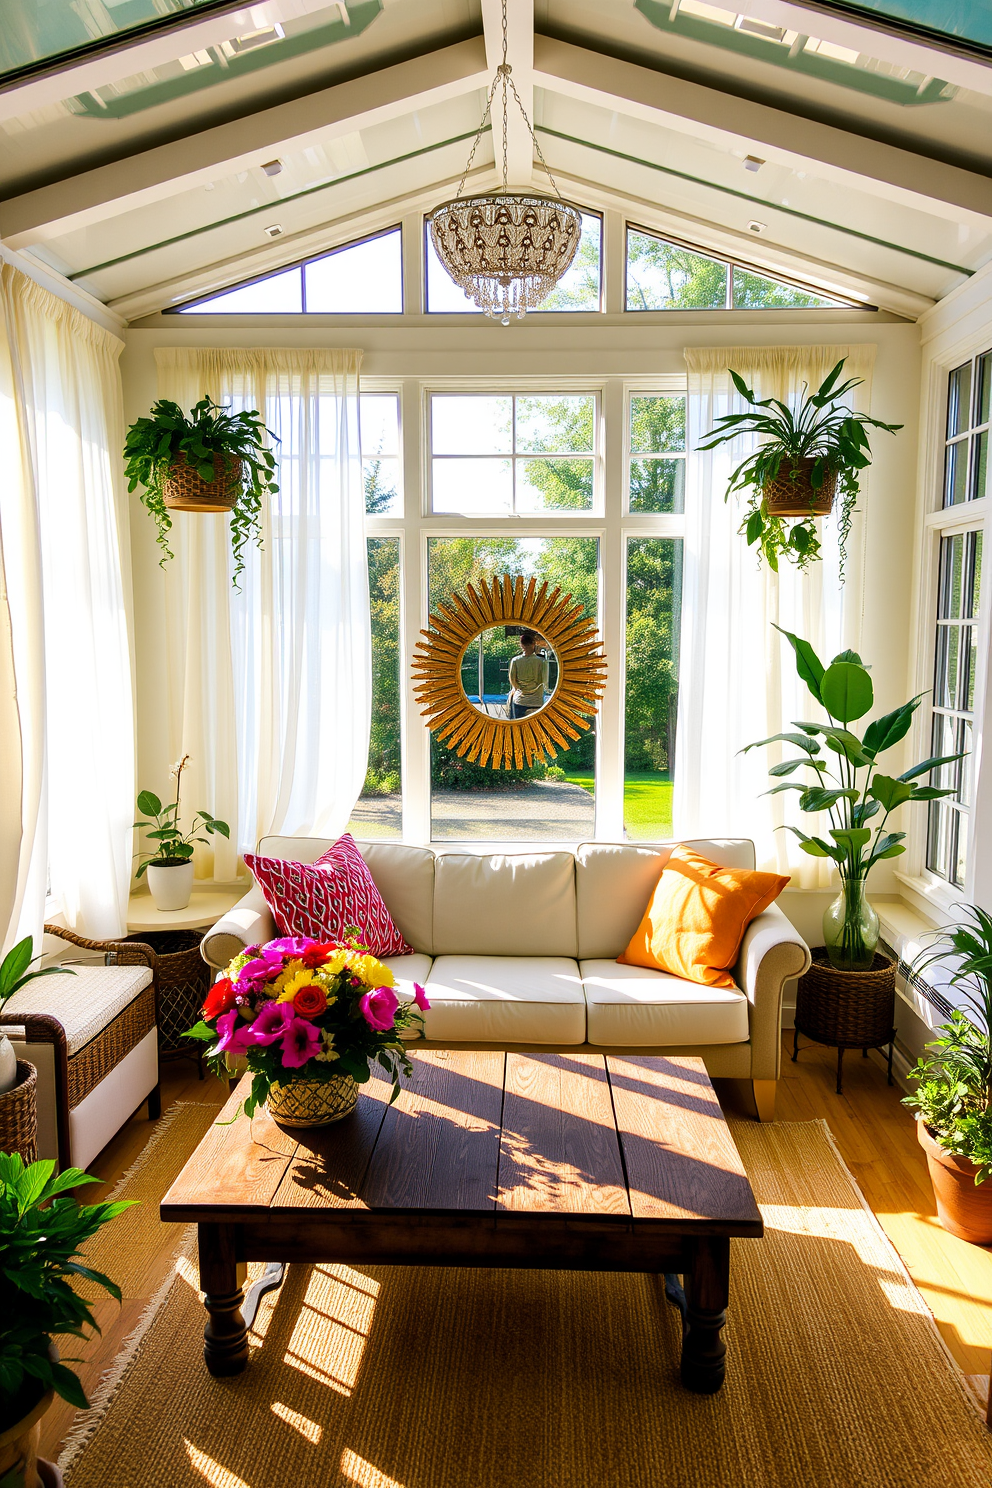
[383,953,434,1040]
[432,852,577,957]
[259,835,434,955]
[246,834,412,956]
[3,965,154,1056]
[580,960,750,1047]
[423,956,585,1044]
[575,839,758,960]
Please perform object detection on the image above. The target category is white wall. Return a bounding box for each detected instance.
[121,309,922,930]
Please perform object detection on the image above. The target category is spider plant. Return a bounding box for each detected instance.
[697,359,902,576]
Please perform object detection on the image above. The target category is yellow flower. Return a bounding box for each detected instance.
[315,1030,339,1063]
[277,969,328,1004]
[272,958,305,995]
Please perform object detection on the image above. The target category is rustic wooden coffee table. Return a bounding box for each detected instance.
[161,1051,762,1393]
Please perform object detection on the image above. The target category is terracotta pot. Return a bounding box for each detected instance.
[763,457,837,517]
[0,1348,62,1488]
[162,452,243,512]
[918,1118,992,1244]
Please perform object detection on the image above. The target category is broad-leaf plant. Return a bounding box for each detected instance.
[133,753,229,877]
[0,1153,133,1425]
[744,626,965,966]
[904,907,992,1184]
[123,395,279,586]
[697,359,902,575]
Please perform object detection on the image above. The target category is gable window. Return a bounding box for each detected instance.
[429,393,597,515]
[171,226,403,314]
[425,212,603,314]
[625,226,851,310]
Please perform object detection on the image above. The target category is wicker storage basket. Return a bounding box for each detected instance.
[162,452,243,512]
[795,945,895,1048]
[763,457,836,518]
[125,930,210,1057]
[0,1060,38,1164]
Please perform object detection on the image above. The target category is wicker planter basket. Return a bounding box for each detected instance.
[162,452,243,512]
[125,930,210,1061]
[793,946,896,1094]
[0,1060,38,1164]
[763,457,837,518]
[267,1075,360,1128]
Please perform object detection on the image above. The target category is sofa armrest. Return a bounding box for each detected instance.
[734,902,811,1081]
[201,885,275,970]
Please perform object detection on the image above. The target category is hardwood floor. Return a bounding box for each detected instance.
[36,1039,992,1461]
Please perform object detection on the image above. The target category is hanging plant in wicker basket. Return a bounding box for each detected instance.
[123,396,279,587]
[412,574,607,770]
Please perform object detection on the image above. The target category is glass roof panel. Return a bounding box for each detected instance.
[1,1,221,80]
[824,2,992,49]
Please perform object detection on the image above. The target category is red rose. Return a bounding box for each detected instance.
[203,977,236,1020]
[293,984,328,1019]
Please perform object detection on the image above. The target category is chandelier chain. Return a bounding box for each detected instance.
[453,71,501,201]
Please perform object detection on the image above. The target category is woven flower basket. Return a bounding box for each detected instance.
[0,1060,38,1164]
[763,457,836,518]
[162,452,243,512]
[267,1075,359,1128]
[795,946,895,1049]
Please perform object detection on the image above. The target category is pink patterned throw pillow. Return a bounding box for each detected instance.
[244,834,412,957]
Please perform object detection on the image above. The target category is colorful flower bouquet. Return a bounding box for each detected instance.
[187,932,429,1123]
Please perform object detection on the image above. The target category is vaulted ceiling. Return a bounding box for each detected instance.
[1,0,990,322]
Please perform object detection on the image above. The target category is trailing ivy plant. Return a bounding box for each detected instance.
[696,359,902,576]
[123,396,279,586]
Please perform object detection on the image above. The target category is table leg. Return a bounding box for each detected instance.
[198,1224,249,1377]
[680,1237,729,1394]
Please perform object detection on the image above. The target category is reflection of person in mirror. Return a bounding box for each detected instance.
[508,630,550,719]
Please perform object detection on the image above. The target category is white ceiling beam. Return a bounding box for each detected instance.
[534,36,992,222]
[483,0,533,187]
[0,38,489,246]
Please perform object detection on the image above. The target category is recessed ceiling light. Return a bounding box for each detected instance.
[263,224,284,238]
[747,220,767,233]
[261,159,283,176]
[743,155,765,172]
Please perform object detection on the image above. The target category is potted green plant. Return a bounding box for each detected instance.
[903,907,992,1244]
[745,628,965,1086]
[123,395,279,586]
[1,937,73,1107]
[134,755,230,912]
[696,358,902,575]
[0,1152,133,1484]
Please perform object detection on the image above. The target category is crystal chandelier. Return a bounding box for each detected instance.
[428,0,583,325]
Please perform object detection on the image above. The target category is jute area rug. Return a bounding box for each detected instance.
[60,1108,992,1488]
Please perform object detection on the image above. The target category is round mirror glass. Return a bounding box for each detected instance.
[461,626,559,718]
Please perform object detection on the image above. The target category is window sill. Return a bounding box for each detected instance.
[893,869,968,926]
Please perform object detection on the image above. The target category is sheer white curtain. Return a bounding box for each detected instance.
[154,349,369,867]
[674,344,875,884]
[0,263,134,947]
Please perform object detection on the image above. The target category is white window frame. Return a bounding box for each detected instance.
[363,374,686,846]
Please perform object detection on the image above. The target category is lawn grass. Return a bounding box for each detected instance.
[563,770,673,840]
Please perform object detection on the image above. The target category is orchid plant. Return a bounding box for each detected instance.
[186,932,429,1116]
[133,755,229,877]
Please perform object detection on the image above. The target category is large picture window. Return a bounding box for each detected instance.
[927,529,982,887]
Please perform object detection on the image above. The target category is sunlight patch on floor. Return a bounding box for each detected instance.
[341,1449,407,1487]
[283,1264,378,1395]
[186,1440,251,1487]
[271,1401,322,1443]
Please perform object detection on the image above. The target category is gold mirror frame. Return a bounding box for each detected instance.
[412,574,607,770]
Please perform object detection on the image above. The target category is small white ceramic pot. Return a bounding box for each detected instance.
[0,1033,17,1096]
[146,861,195,911]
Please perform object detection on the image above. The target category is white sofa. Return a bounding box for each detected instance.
[202,836,810,1120]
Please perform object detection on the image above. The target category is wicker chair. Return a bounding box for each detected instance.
[0,925,160,1170]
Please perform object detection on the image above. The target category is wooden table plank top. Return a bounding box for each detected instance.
[496,1053,630,1218]
[607,1056,763,1231]
[162,1053,760,1237]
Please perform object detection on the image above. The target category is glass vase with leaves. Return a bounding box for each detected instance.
[744,627,965,970]
[696,359,901,575]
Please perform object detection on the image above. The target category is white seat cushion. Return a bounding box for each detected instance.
[580,960,750,1047]
[382,953,433,1039]
[423,956,585,1045]
[4,965,154,1055]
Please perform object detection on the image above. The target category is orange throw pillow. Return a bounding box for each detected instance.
[618,845,789,988]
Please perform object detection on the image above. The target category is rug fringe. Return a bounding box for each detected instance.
[816,1118,989,1421]
[59,1226,196,1478]
[104,1100,200,1201]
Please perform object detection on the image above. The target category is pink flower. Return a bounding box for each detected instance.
[412,983,430,1012]
[248,1001,294,1045]
[360,986,398,1032]
[214,1008,255,1056]
[280,1017,323,1069]
[237,947,283,988]
[267,936,313,956]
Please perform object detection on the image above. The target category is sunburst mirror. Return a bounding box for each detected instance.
[412,574,607,770]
